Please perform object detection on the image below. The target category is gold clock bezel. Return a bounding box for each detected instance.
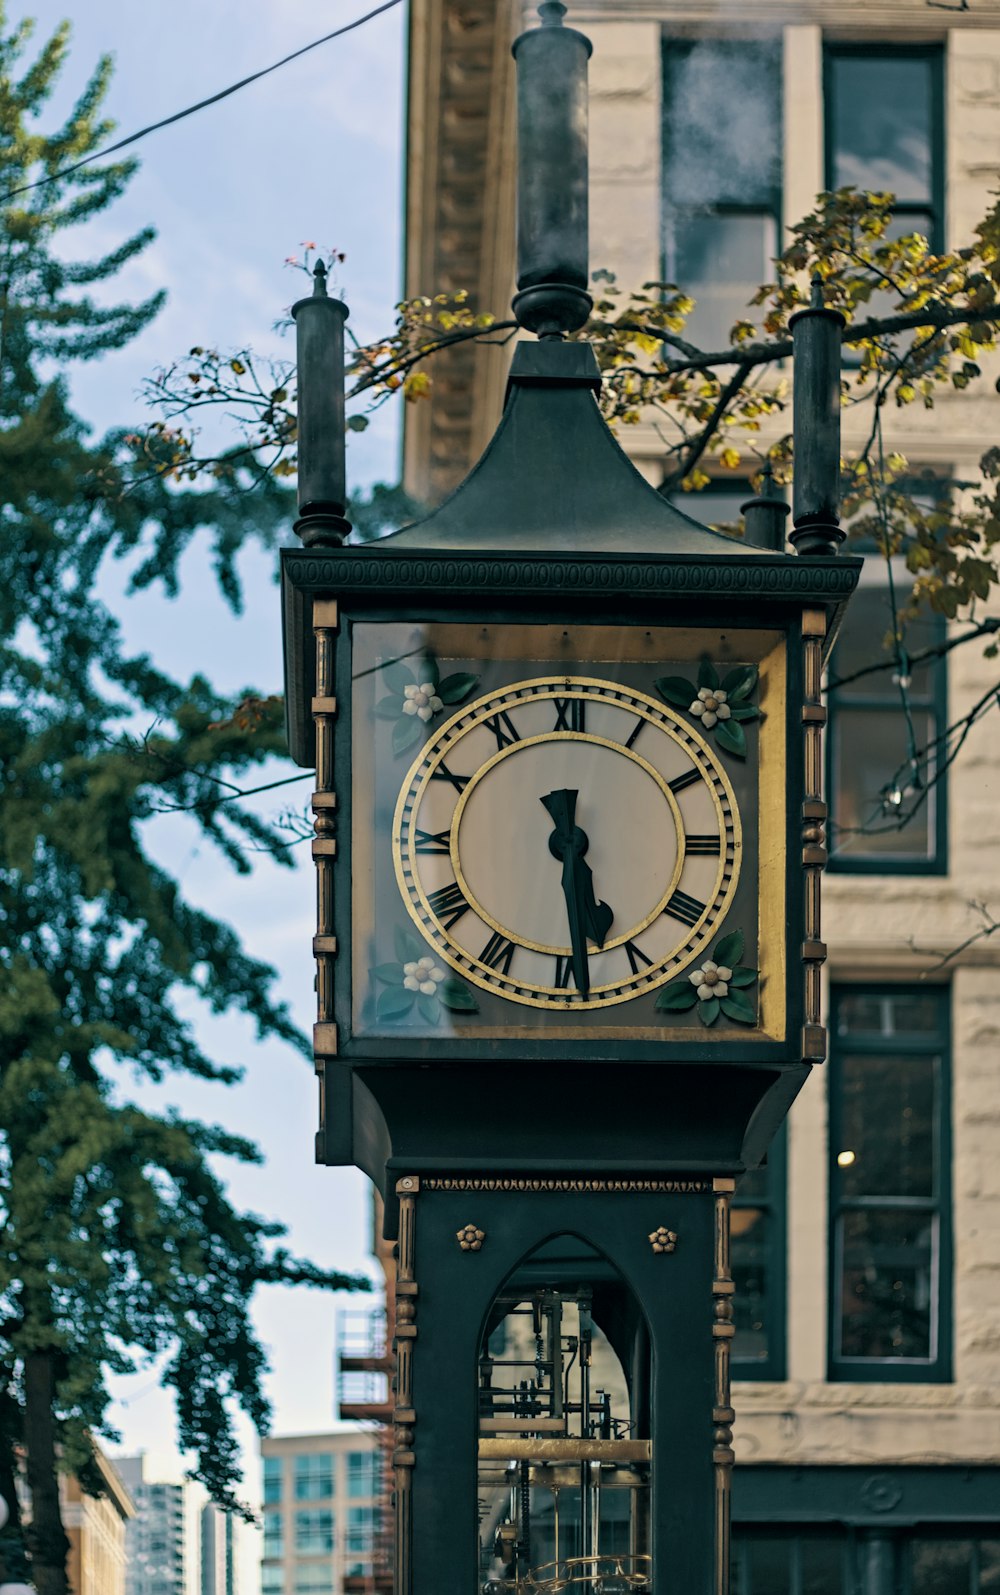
[392,676,742,1010]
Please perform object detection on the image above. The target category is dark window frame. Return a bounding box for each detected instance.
[732,1121,788,1382]
[661,34,784,350]
[827,983,953,1383]
[733,1524,1000,1595]
[826,547,949,876]
[823,43,946,253]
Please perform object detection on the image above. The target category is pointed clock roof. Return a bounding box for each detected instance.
[379,341,777,558]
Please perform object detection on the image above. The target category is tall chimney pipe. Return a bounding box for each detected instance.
[292,260,352,547]
[789,274,845,557]
[511,2,593,337]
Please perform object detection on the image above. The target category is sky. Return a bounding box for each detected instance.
[8,0,407,1577]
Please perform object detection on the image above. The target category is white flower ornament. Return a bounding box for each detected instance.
[687,686,732,730]
[403,681,444,722]
[688,959,732,1001]
[403,955,447,994]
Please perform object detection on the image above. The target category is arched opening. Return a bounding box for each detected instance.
[477,1233,652,1593]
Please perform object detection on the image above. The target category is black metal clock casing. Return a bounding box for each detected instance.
[281,341,861,1193]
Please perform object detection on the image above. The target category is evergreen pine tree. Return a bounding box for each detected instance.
[0,14,364,1592]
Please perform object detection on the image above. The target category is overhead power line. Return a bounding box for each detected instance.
[0,0,403,205]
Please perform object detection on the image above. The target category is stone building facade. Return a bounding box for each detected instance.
[402,3,1000,1589]
[259,1431,382,1595]
[61,1447,134,1595]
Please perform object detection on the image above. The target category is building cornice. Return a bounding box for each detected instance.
[403,0,518,505]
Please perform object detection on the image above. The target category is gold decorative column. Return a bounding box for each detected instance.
[393,1177,419,1595]
[712,1176,735,1595]
[311,599,340,1156]
[801,608,828,1064]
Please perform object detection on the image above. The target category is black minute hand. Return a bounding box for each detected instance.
[541,788,614,1000]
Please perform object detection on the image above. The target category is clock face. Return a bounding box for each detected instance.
[349,618,785,1046]
[393,676,740,1009]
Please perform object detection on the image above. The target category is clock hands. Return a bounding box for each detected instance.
[541,788,614,999]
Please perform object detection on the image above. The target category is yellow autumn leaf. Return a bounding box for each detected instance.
[719,447,741,471]
[631,332,661,357]
[403,372,431,402]
[230,359,246,376]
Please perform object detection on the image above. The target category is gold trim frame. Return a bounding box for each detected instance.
[800,611,828,1062]
[349,621,789,1041]
[393,676,740,1008]
[393,1176,419,1595]
[712,1177,736,1595]
[311,598,340,1158]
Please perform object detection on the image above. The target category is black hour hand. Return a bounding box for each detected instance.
[541,788,614,999]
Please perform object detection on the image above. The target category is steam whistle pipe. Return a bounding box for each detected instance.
[741,462,790,552]
[292,260,352,547]
[511,2,593,336]
[789,274,845,557]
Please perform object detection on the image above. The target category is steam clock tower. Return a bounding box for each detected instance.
[280,7,859,1591]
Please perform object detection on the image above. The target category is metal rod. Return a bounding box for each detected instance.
[478,1440,651,1463]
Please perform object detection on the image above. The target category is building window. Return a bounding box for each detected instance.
[828,985,951,1381]
[732,1124,787,1381]
[262,1511,284,1560]
[827,551,948,872]
[294,1510,334,1556]
[733,1528,1000,1594]
[733,1528,849,1593]
[263,1456,282,1505]
[293,1568,334,1594]
[346,1506,375,1554]
[662,36,782,349]
[261,1568,285,1594]
[909,1537,1000,1593]
[346,1451,379,1499]
[294,1453,333,1501]
[825,45,944,250]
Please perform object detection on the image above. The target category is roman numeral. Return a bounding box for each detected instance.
[480,932,516,974]
[431,762,469,793]
[668,768,701,795]
[624,939,654,975]
[664,889,707,929]
[624,717,645,749]
[427,881,470,931]
[685,834,721,856]
[483,710,521,750]
[554,698,586,733]
[554,955,574,990]
[414,828,451,855]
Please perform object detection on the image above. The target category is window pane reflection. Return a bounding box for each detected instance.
[839,1207,935,1359]
[831,707,934,860]
[840,1052,936,1198]
[665,213,777,350]
[829,55,934,202]
[663,39,781,207]
[911,1539,973,1595]
[837,990,941,1037]
[732,1206,769,1361]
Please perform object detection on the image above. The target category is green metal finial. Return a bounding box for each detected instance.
[538,1,567,22]
[741,460,789,551]
[759,460,781,498]
[810,271,824,309]
[312,258,328,297]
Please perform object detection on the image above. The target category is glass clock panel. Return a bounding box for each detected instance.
[349,621,786,1042]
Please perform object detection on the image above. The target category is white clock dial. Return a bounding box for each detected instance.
[393,677,741,1010]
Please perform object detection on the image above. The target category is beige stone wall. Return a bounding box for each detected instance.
[570,0,1000,1475]
[59,1452,131,1595]
[403,0,1000,1477]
